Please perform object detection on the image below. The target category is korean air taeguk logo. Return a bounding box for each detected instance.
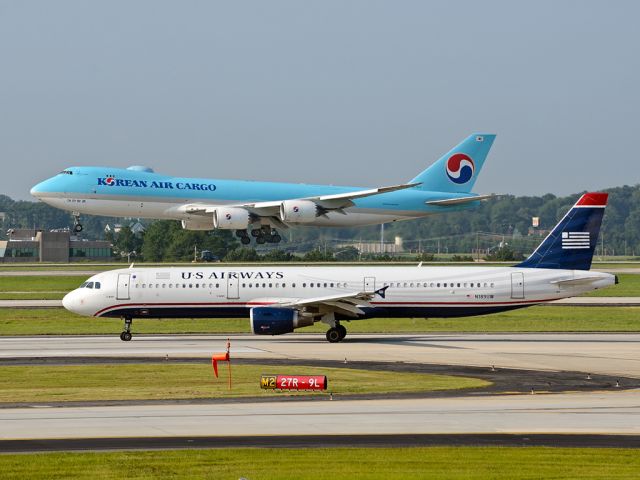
[445,153,475,184]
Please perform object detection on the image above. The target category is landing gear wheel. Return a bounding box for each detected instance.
[336,324,347,340]
[250,229,261,238]
[326,327,342,343]
[235,230,247,238]
[120,316,133,341]
[271,231,282,243]
[74,223,83,233]
[256,235,266,245]
[240,236,251,245]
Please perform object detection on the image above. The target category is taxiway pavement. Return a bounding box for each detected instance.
[2,333,639,448]
[2,390,639,440]
[2,333,639,378]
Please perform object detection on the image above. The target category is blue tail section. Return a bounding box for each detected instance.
[410,133,496,193]
[517,193,608,271]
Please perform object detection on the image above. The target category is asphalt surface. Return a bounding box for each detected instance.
[2,332,640,451]
[3,333,640,378]
[2,434,640,453]
[2,391,640,442]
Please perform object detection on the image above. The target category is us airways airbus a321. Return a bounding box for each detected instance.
[63,193,615,342]
[32,134,496,244]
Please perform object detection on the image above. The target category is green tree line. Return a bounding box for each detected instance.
[2,183,640,260]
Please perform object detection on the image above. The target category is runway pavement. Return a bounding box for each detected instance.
[2,390,639,441]
[2,333,639,378]
[4,434,640,453]
[2,332,639,449]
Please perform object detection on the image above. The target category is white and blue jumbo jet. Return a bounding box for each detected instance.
[63,193,615,342]
[32,134,496,244]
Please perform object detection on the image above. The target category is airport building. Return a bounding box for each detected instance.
[0,228,112,263]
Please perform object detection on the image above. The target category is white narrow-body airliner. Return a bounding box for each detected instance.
[63,193,615,342]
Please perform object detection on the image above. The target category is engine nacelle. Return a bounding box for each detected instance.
[279,200,319,224]
[181,218,214,231]
[212,207,251,230]
[250,307,313,335]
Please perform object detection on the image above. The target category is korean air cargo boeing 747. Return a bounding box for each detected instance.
[32,134,496,244]
[63,193,615,342]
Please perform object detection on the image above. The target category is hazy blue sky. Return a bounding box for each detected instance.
[1,1,638,200]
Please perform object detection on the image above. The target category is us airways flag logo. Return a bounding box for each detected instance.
[561,231,590,249]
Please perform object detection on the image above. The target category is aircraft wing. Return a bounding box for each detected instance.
[276,287,388,318]
[178,182,420,217]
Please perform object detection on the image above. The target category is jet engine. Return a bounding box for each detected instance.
[212,207,251,230]
[279,200,320,223]
[250,307,313,335]
[181,218,214,231]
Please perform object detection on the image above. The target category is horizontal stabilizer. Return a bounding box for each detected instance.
[426,193,497,206]
[550,276,607,286]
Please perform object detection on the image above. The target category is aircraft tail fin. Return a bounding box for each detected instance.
[409,133,496,193]
[517,192,608,271]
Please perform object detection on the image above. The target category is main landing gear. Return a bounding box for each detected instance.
[72,212,83,233]
[326,323,347,343]
[119,316,132,341]
[235,229,251,245]
[236,226,282,244]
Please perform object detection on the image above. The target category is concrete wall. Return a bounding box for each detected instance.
[37,231,70,262]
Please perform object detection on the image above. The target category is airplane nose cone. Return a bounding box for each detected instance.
[62,290,78,313]
[30,182,43,198]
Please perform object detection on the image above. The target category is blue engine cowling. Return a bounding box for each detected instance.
[250,307,305,335]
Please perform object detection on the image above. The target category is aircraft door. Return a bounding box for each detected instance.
[116,274,131,300]
[363,277,376,293]
[511,272,524,299]
[227,274,240,299]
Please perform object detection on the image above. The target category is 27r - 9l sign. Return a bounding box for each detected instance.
[260,375,327,391]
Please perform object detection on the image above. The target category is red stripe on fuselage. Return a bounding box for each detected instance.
[93,298,560,317]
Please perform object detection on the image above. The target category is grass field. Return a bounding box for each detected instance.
[1,447,639,479]
[0,364,488,402]
[0,305,639,335]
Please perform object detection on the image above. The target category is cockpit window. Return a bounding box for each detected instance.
[86,282,94,289]
[59,170,73,175]
[79,282,88,288]
[94,282,101,289]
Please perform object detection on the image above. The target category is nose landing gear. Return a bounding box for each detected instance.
[119,316,133,341]
[72,212,83,233]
